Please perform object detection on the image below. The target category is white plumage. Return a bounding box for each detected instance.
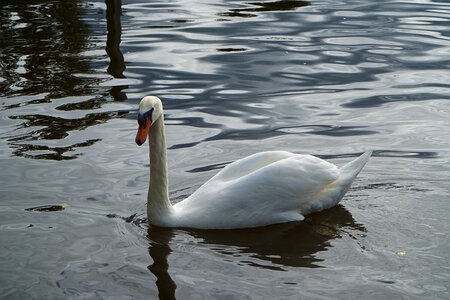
[135,96,371,229]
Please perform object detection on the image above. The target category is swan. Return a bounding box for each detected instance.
[135,96,371,229]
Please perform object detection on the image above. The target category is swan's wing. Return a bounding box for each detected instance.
[174,152,340,229]
[209,151,297,182]
[216,154,340,212]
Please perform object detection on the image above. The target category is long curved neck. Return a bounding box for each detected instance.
[147,115,173,224]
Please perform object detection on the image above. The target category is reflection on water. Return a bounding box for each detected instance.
[0,1,129,160]
[106,0,125,79]
[188,205,365,269]
[105,0,128,101]
[147,228,177,300]
[0,1,93,98]
[219,0,309,18]
[147,205,365,296]
[7,109,125,160]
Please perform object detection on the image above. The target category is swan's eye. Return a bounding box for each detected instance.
[144,109,154,123]
[137,114,146,126]
[137,108,154,126]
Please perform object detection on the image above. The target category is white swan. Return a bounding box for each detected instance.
[135,96,371,229]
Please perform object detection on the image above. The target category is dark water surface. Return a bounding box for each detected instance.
[1,0,450,298]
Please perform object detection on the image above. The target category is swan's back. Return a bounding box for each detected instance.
[171,151,371,229]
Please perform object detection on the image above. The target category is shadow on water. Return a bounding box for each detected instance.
[146,205,365,297]
[1,0,129,160]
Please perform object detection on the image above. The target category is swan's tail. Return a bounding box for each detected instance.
[306,151,372,214]
[339,150,372,186]
[330,150,372,207]
[295,151,372,215]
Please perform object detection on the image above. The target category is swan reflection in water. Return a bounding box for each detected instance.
[146,204,365,297]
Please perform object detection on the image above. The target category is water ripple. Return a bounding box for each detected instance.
[2,0,450,298]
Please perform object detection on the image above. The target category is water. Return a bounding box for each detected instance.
[1,0,449,298]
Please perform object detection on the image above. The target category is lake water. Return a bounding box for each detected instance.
[1,0,449,298]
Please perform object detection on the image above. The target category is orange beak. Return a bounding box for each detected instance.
[135,119,151,146]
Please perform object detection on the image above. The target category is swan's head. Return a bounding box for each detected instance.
[135,96,163,146]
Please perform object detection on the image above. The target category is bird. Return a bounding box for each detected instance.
[135,96,371,229]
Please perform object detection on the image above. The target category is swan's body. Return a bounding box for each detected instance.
[135,96,371,229]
